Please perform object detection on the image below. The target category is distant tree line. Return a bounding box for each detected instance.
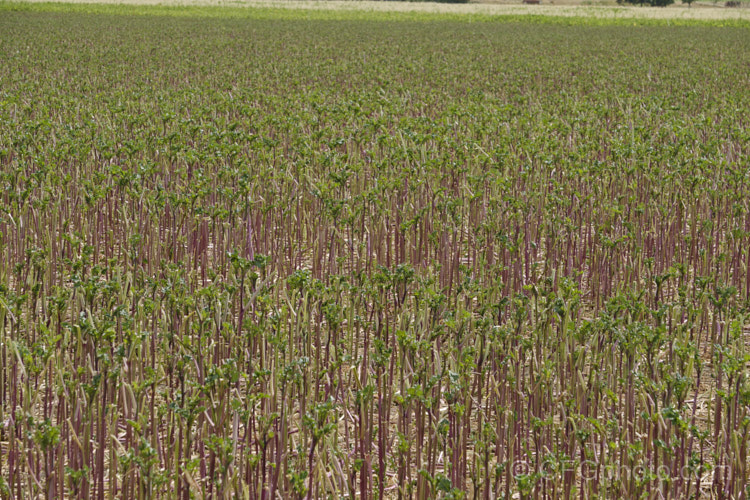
[389,0,469,3]
[614,0,742,7]
[617,0,676,6]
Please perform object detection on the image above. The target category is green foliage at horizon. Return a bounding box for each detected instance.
[618,0,674,8]
[2,0,750,27]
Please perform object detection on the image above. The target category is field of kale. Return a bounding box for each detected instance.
[1,5,749,499]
